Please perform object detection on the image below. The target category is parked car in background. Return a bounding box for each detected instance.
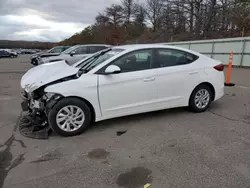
[22,49,37,54]
[0,49,18,58]
[15,49,22,54]
[36,44,111,66]
[20,44,224,137]
[5,49,18,57]
[30,46,71,65]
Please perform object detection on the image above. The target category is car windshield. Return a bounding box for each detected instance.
[75,48,125,71]
[47,47,58,53]
[49,47,64,53]
[62,45,79,54]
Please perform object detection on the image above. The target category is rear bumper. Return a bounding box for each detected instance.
[214,86,224,101]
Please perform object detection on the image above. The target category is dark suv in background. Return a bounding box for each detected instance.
[0,49,18,58]
[30,46,70,65]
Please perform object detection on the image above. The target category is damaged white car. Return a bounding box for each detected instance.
[20,44,224,137]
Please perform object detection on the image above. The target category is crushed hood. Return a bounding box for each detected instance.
[21,60,79,93]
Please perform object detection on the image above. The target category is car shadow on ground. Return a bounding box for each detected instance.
[48,99,225,138]
[92,107,187,129]
[48,107,192,138]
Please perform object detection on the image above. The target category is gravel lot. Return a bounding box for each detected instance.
[1,55,250,188]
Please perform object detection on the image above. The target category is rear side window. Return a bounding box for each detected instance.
[156,48,199,68]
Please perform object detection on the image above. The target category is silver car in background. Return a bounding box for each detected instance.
[30,46,70,65]
[37,44,112,65]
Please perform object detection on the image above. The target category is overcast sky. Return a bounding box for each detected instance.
[0,0,125,42]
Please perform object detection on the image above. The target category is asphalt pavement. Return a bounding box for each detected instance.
[0,55,250,188]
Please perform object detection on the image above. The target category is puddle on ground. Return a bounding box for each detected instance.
[87,148,110,160]
[116,167,153,188]
[30,150,62,163]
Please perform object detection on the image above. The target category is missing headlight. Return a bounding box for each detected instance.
[42,93,62,102]
[32,88,45,100]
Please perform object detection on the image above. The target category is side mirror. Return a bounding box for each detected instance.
[104,65,121,74]
[70,51,76,56]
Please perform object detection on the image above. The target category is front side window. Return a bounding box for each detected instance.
[88,46,107,53]
[48,47,58,53]
[62,45,79,54]
[156,48,198,68]
[74,46,87,54]
[111,49,153,73]
[62,46,70,51]
[50,47,64,53]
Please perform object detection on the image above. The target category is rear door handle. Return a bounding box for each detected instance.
[189,71,198,75]
[143,77,155,82]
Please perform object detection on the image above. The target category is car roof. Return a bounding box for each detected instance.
[112,44,201,56]
[76,44,112,47]
[112,44,180,50]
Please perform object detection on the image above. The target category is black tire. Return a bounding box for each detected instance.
[31,59,37,66]
[188,84,212,113]
[48,98,92,137]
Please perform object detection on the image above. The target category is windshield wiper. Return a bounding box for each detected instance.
[79,48,112,71]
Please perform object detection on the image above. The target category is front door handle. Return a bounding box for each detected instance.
[189,71,198,75]
[143,77,155,82]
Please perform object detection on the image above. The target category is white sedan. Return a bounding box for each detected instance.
[20,44,224,136]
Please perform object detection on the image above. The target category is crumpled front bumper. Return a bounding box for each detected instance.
[19,90,50,139]
[20,89,30,111]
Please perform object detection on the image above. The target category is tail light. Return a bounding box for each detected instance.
[214,64,224,71]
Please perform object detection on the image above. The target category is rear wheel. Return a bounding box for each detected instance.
[48,98,92,136]
[189,84,212,113]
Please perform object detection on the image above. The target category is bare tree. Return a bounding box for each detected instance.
[105,4,124,26]
[121,0,138,24]
[135,5,146,27]
[61,0,250,45]
[145,0,166,31]
[95,13,110,26]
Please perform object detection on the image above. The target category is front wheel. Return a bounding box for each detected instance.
[189,84,212,113]
[48,98,92,137]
